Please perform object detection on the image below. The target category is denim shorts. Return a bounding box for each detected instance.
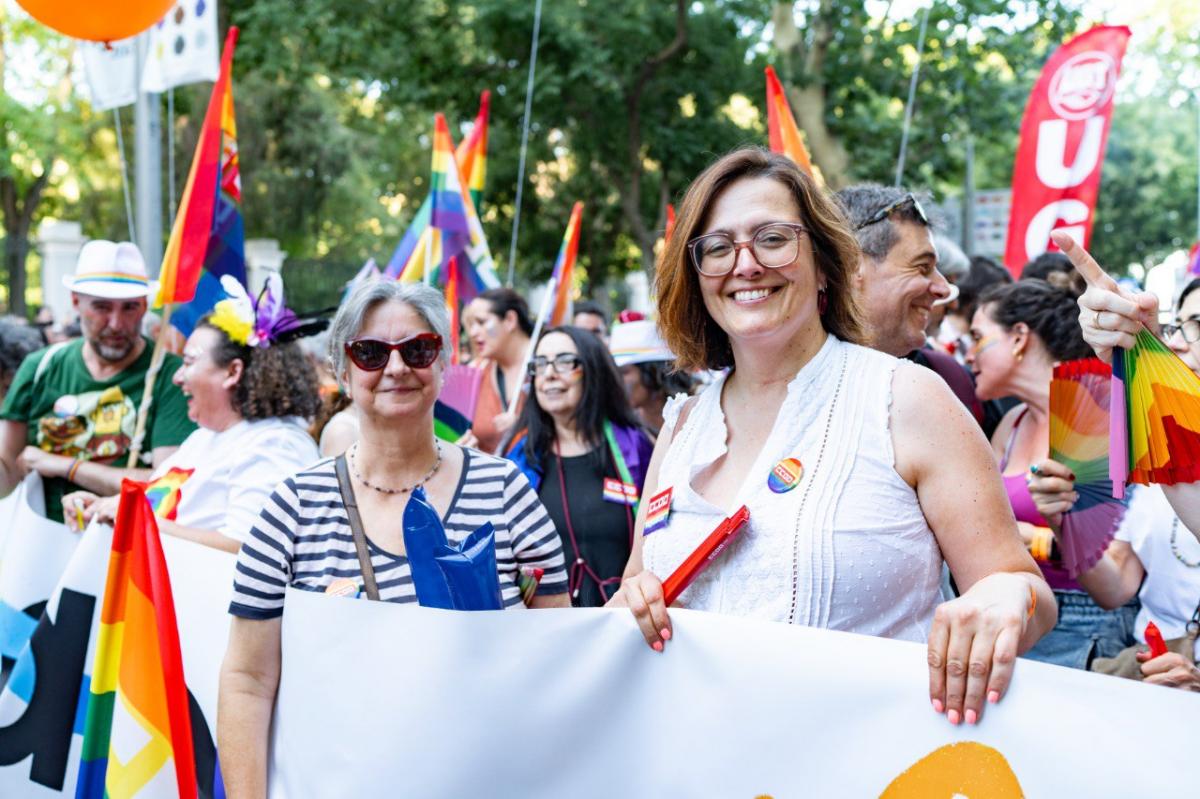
[1022,589,1140,670]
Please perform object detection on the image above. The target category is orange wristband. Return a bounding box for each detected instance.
[66,458,83,483]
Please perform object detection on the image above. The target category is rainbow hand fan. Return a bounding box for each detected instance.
[1110,329,1200,497]
[1050,358,1130,578]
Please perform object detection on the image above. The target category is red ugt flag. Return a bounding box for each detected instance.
[1003,25,1131,277]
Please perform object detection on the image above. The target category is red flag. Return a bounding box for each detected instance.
[1003,25,1131,276]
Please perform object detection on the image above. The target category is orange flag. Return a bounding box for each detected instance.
[765,65,818,182]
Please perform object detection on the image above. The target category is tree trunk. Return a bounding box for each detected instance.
[621,0,687,278]
[0,170,51,318]
[773,0,852,189]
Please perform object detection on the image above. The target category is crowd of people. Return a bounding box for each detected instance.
[1,146,1197,795]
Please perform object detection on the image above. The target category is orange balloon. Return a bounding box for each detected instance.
[16,0,175,43]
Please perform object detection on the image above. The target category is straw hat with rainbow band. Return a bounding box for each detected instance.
[62,240,159,300]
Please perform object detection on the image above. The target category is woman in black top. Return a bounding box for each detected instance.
[506,326,653,607]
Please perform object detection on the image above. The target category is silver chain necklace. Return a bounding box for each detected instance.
[1170,518,1200,569]
[349,441,442,495]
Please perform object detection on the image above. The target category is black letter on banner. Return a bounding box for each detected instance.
[0,588,95,790]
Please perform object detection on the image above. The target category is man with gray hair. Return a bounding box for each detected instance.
[836,184,983,425]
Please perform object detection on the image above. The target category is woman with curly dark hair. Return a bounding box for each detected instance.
[64,276,322,552]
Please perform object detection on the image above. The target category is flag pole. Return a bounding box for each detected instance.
[506,0,544,286]
[894,2,932,187]
[506,276,555,417]
[424,229,434,286]
[126,303,175,468]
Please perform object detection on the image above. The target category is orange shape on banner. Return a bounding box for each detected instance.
[880,742,1023,798]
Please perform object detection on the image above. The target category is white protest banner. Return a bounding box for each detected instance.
[0,522,233,797]
[274,588,1195,796]
[80,38,139,111]
[141,1,220,93]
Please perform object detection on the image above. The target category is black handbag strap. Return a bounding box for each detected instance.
[334,454,381,601]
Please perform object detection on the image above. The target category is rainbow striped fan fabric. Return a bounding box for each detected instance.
[1050,358,1130,577]
[1111,329,1200,496]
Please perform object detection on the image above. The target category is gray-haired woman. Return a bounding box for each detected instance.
[217,282,569,796]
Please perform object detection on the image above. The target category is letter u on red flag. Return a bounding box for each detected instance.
[1003,25,1131,276]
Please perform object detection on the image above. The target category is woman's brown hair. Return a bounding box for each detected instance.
[656,148,865,371]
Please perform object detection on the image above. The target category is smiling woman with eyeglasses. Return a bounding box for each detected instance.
[609,147,1055,731]
[218,281,569,795]
[504,326,653,607]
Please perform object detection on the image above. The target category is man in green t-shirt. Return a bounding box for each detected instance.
[0,241,195,520]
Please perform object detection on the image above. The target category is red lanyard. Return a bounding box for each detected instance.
[553,437,634,602]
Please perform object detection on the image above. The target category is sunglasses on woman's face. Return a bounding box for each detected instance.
[344,333,442,371]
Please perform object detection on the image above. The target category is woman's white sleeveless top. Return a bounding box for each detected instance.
[644,335,943,642]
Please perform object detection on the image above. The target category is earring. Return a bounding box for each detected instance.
[817,289,828,315]
[1012,348,1023,362]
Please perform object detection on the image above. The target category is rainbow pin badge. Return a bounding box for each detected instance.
[767,458,804,493]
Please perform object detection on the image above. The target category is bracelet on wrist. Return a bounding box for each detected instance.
[66,458,83,483]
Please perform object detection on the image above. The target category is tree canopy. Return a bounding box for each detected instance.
[2,0,1198,314]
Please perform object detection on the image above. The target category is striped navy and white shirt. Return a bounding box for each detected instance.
[229,448,568,618]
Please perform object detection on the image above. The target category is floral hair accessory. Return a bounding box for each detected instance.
[209,276,258,346]
[209,274,328,348]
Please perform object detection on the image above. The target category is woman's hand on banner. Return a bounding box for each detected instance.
[1054,231,1159,364]
[609,570,672,652]
[62,490,98,531]
[927,572,1032,726]
[63,490,118,531]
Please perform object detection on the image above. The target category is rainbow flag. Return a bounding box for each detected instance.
[457,90,489,210]
[1188,242,1200,277]
[548,202,584,328]
[765,65,819,183]
[143,467,195,521]
[155,27,246,338]
[385,101,499,299]
[76,481,198,799]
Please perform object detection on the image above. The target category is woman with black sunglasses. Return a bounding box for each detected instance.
[506,326,653,607]
[218,282,570,795]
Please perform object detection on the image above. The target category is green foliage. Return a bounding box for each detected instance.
[4,0,1199,310]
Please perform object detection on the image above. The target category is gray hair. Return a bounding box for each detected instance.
[328,281,451,383]
[933,234,969,280]
[834,183,936,263]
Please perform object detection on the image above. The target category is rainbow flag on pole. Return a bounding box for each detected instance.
[76,481,199,799]
[764,65,819,183]
[457,90,489,210]
[548,202,584,328]
[155,27,246,337]
[384,100,499,298]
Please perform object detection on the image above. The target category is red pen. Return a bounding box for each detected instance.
[1144,621,1168,658]
[661,506,750,606]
